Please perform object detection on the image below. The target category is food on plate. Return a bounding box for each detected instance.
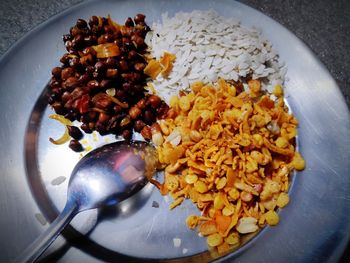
[144,52,176,79]
[47,14,168,151]
[146,10,286,102]
[48,114,72,145]
[46,9,306,257]
[152,79,305,254]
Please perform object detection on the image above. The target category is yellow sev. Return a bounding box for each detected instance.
[48,114,72,145]
[152,79,305,255]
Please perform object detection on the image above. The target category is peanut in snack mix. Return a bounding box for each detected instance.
[151,79,305,255]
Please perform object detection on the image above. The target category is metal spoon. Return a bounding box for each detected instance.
[18,140,157,263]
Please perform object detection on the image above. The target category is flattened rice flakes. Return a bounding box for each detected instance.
[152,79,305,255]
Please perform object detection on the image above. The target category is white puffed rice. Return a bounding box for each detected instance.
[145,10,286,103]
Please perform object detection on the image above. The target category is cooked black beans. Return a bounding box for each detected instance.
[67,125,84,140]
[134,14,145,25]
[134,119,146,132]
[48,14,168,145]
[76,19,88,29]
[122,129,132,140]
[51,67,62,78]
[69,139,84,152]
[125,17,134,27]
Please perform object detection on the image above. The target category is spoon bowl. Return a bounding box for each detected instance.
[69,141,152,210]
[18,140,157,263]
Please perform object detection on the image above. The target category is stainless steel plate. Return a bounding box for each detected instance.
[0,0,349,262]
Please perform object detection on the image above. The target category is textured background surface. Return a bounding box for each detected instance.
[0,0,349,261]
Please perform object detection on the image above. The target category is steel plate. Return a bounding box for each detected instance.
[0,0,349,262]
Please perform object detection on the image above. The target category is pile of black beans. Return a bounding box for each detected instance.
[48,14,169,151]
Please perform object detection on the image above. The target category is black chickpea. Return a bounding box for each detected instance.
[69,139,84,152]
[76,19,88,29]
[48,14,169,149]
[51,67,62,78]
[67,125,84,140]
[134,119,146,132]
[134,14,145,24]
[122,129,132,140]
[125,17,134,27]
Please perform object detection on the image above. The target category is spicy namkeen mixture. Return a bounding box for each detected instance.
[150,79,305,254]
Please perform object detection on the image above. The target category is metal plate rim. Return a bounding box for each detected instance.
[0,0,349,262]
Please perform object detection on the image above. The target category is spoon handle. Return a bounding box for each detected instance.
[16,200,78,263]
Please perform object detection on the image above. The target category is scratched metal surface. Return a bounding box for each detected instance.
[0,0,349,262]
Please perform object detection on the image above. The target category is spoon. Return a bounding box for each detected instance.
[18,140,157,263]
